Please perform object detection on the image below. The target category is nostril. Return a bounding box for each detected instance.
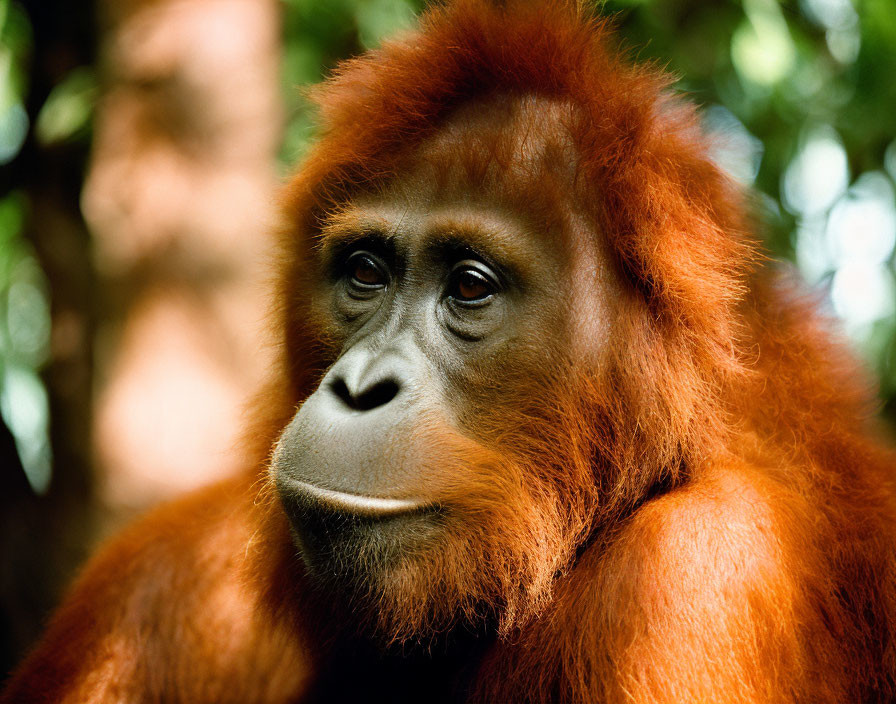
[331,378,355,408]
[356,380,400,410]
[331,377,400,411]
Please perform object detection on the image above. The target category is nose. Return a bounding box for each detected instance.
[326,347,407,412]
[331,376,399,411]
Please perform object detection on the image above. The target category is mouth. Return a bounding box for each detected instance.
[276,476,442,579]
[286,479,430,519]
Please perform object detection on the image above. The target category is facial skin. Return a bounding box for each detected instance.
[276,194,567,498]
[273,96,617,641]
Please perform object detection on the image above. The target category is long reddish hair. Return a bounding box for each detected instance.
[261,0,896,697]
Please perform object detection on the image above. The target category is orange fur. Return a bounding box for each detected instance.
[5,1,896,702]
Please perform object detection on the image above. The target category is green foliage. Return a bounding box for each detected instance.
[0,0,32,164]
[0,192,52,495]
[601,0,896,413]
[279,0,426,167]
[34,66,96,146]
[0,2,52,492]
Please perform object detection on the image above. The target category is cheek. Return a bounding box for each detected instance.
[306,290,373,359]
[439,333,568,443]
[560,212,623,367]
[437,298,508,341]
[331,285,388,325]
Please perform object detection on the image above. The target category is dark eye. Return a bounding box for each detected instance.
[346,251,387,291]
[447,262,497,304]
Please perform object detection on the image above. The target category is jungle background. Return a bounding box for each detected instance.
[2,0,895,676]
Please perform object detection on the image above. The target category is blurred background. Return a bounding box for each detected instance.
[1,0,894,675]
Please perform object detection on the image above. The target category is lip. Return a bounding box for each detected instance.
[286,478,429,519]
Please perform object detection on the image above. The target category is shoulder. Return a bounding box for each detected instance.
[609,467,805,603]
[3,473,313,704]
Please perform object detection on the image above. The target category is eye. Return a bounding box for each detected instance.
[447,261,498,304]
[346,251,388,291]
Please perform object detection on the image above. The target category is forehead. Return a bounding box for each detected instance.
[387,94,580,219]
[320,95,584,257]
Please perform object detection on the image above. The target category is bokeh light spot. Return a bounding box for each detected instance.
[794,215,832,284]
[783,125,849,217]
[884,139,896,184]
[732,0,796,86]
[826,24,861,64]
[0,364,52,494]
[34,68,96,146]
[830,261,895,331]
[800,0,858,31]
[826,171,896,266]
[704,105,764,184]
[0,103,28,164]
